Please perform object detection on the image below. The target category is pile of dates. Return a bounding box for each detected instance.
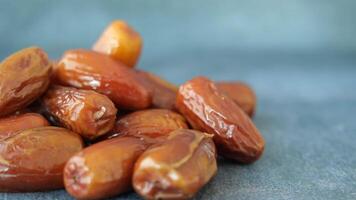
[0,20,265,200]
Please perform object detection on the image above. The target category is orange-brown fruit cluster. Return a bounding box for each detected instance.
[0,20,265,199]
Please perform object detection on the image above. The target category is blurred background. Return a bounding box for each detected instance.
[0,1,355,200]
[2,0,356,55]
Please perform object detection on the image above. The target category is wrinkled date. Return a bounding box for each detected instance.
[133,129,217,200]
[64,136,147,200]
[103,109,188,144]
[93,20,142,68]
[0,47,51,117]
[176,77,265,163]
[55,49,151,110]
[217,81,256,117]
[42,86,117,140]
[136,70,178,110]
[0,113,49,140]
[0,126,83,192]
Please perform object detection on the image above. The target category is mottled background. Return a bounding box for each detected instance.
[0,0,355,200]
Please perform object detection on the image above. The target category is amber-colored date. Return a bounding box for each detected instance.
[133,129,217,200]
[136,70,178,110]
[103,109,188,144]
[55,49,151,110]
[0,126,83,192]
[176,77,265,163]
[0,113,49,140]
[0,47,51,117]
[64,136,147,200]
[42,86,117,140]
[93,20,142,68]
[217,81,256,117]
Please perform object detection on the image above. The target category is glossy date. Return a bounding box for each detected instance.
[0,47,51,117]
[176,77,265,163]
[55,49,151,110]
[103,109,188,144]
[42,86,117,140]
[0,126,83,192]
[133,129,217,200]
[64,136,147,200]
[93,20,142,68]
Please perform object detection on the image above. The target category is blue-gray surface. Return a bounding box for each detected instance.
[0,0,355,199]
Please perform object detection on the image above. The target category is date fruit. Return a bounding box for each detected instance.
[0,47,51,117]
[93,20,142,68]
[0,113,49,140]
[0,126,83,192]
[64,136,147,200]
[136,70,178,110]
[217,81,256,117]
[104,109,188,144]
[55,49,151,110]
[176,77,265,163]
[42,86,117,140]
[133,129,217,200]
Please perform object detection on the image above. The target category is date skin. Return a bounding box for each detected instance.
[42,86,117,140]
[133,129,217,200]
[176,77,265,164]
[93,20,142,68]
[64,136,147,200]
[102,109,188,144]
[55,49,151,110]
[0,113,49,140]
[0,47,51,117]
[216,81,256,117]
[0,126,84,192]
[136,70,178,110]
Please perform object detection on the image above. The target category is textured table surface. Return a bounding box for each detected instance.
[0,1,355,199]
